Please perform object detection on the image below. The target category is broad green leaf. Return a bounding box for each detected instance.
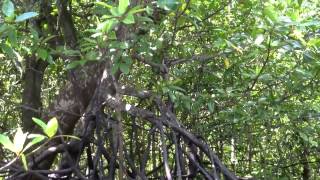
[97,19,118,33]
[122,13,135,24]
[2,0,14,17]
[32,117,47,132]
[15,12,38,22]
[21,154,28,170]
[24,134,46,151]
[13,128,27,153]
[157,0,179,11]
[119,63,130,74]
[110,7,121,16]
[45,117,58,138]
[0,134,16,152]
[27,134,46,139]
[118,0,129,15]
[37,48,48,61]
[7,29,17,47]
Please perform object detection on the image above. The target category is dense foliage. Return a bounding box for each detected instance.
[0,0,320,179]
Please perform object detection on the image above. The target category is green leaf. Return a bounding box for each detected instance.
[32,117,47,132]
[95,2,113,9]
[118,0,129,15]
[45,117,58,138]
[263,5,278,22]
[97,19,118,33]
[46,55,54,64]
[307,38,320,47]
[119,63,130,74]
[24,134,46,151]
[111,63,119,75]
[157,0,179,11]
[7,29,17,47]
[208,102,214,113]
[110,7,121,16]
[0,24,10,34]
[136,16,153,23]
[15,12,38,22]
[0,134,16,152]
[13,128,27,153]
[2,0,14,17]
[122,13,135,24]
[37,48,48,61]
[1,44,14,57]
[21,154,28,170]
[299,132,309,142]
[145,6,153,15]
[129,6,145,14]
[42,35,57,44]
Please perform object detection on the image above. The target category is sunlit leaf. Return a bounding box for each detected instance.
[97,19,118,33]
[110,7,120,16]
[0,134,16,152]
[13,128,27,153]
[32,117,47,132]
[24,134,46,151]
[95,2,113,9]
[21,154,28,170]
[263,5,278,22]
[15,12,38,22]
[118,0,129,15]
[45,117,58,138]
